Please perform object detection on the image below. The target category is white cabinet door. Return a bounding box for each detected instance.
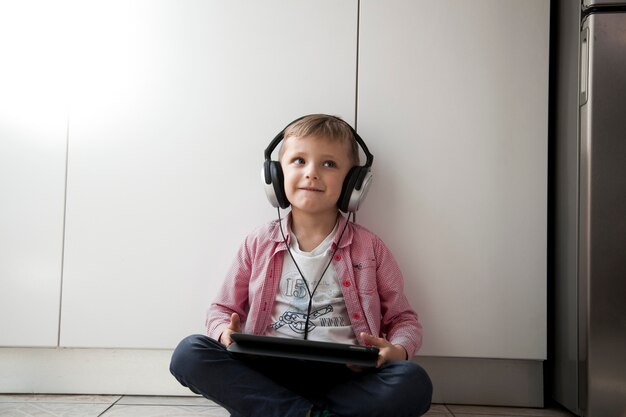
[357,0,549,359]
[0,2,69,347]
[60,0,358,348]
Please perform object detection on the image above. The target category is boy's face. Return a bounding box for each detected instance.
[280,135,353,216]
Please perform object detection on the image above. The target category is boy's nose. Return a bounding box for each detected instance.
[305,166,319,179]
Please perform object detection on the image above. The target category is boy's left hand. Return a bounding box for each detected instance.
[358,332,408,369]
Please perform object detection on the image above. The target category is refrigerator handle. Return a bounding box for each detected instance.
[580,27,589,106]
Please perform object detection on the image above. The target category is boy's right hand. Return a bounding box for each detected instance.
[218,313,241,347]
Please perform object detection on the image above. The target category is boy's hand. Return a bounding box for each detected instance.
[359,332,408,368]
[219,313,241,347]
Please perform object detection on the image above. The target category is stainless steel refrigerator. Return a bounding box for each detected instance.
[551,1,626,416]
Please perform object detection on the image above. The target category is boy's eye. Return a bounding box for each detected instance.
[322,160,337,168]
[293,157,305,165]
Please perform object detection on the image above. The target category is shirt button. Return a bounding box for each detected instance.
[343,280,351,287]
[353,312,361,320]
[334,255,341,261]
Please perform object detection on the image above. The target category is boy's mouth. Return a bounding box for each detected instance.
[299,187,324,192]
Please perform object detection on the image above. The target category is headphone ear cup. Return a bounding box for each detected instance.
[338,167,373,213]
[338,167,360,213]
[263,160,290,209]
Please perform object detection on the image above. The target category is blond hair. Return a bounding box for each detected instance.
[279,114,360,166]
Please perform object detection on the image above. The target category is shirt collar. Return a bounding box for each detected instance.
[269,211,353,249]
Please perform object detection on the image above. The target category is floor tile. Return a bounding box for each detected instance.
[0,394,120,404]
[117,395,215,406]
[0,395,581,417]
[425,403,454,416]
[446,404,577,417]
[100,404,230,417]
[0,402,113,417]
[451,414,555,417]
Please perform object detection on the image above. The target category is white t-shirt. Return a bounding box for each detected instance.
[267,224,357,344]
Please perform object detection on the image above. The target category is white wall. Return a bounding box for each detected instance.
[357,0,549,360]
[0,0,549,401]
[59,0,358,349]
[0,1,69,347]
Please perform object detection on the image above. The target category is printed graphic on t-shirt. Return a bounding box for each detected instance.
[270,305,334,334]
[270,271,354,342]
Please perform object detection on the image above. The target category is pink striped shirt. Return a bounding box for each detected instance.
[205,213,423,357]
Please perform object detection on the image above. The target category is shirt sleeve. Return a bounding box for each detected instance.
[374,235,423,357]
[205,236,253,340]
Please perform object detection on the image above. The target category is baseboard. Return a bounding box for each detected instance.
[0,348,543,407]
[0,347,187,396]
[415,356,544,407]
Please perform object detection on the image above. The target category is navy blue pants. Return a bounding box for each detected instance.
[170,334,432,417]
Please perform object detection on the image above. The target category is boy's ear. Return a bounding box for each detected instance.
[337,166,373,213]
[263,160,290,209]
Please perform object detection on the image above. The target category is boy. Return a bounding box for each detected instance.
[170,114,432,417]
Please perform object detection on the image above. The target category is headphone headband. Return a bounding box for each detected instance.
[264,115,374,169]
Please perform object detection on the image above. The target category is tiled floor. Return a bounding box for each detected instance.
[0,395,578,417]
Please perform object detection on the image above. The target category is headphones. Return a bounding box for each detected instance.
[263,115,374,213]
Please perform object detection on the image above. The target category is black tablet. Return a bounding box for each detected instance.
[227,333,379,367]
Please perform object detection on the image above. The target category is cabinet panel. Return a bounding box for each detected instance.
[357,0,549,359]
[61,0,358,348]
[0,2,68,347]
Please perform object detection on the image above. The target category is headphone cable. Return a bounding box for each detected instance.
[277,208,351,340]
